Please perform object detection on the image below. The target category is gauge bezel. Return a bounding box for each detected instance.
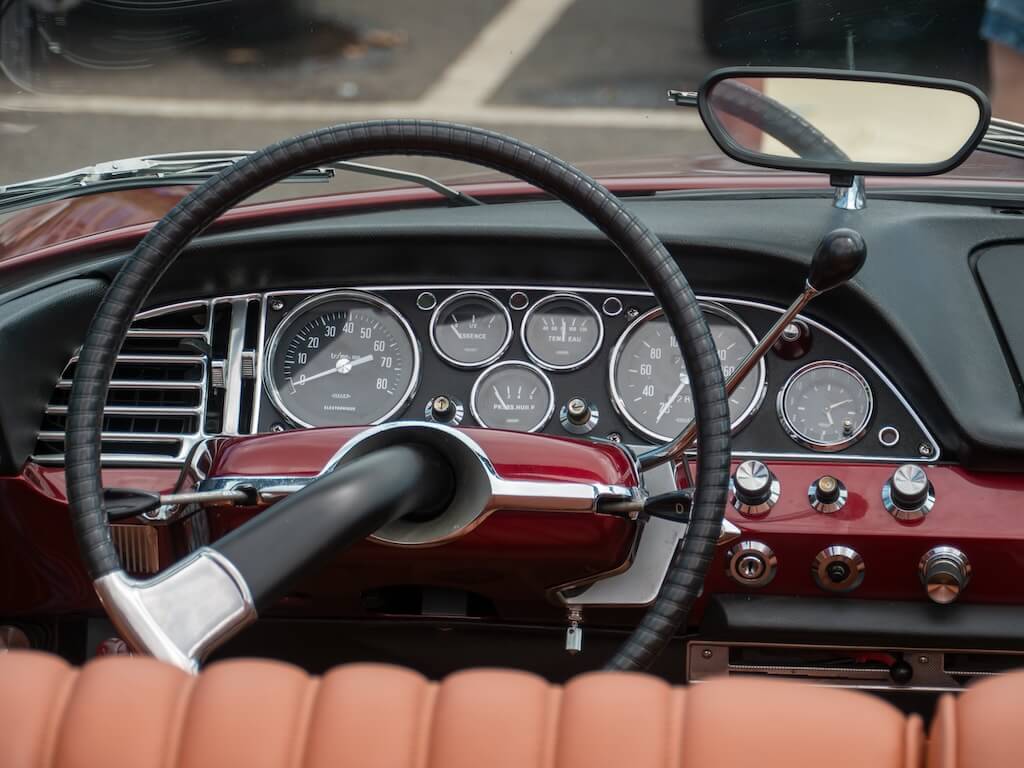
[777,360,874,452]
[469,360,555,433]
[264,290,421,429]
[608,302,767,443]
[520,292,604,371]
[429,290,513,369]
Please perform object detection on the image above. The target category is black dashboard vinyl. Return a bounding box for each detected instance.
[1,192,1023,470]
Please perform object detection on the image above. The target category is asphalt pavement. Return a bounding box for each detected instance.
[0,0,992,189]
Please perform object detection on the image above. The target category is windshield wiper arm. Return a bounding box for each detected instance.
[0,150,482,214]
[979,118,1024,161]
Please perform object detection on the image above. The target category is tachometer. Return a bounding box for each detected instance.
[265,291,419,428]
[609,304,765,442]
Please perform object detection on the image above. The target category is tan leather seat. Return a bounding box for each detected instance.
[929,671,1024,768]
[0,650,921,768]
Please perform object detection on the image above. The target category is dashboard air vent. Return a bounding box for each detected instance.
[33,301,212,466]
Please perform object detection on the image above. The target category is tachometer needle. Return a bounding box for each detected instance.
[295,354,373,385]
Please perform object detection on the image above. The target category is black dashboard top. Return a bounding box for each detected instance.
[2,191,1023,471]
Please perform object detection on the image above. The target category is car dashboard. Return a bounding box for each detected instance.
[3,188,1024,688]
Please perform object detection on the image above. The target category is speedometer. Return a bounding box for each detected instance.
[265,291,419,428]
[609,304,765,442]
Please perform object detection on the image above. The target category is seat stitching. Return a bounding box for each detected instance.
[414,680,439,768]
[161,675,197,768]
[288,677,321,768]
[41,668,78,768]
[541,685,562,768]
[667,686,685,768]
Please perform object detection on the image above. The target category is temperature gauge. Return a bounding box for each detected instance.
[470,361,554,432]
[522,294,603,370]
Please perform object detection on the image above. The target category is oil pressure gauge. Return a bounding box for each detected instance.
[778,361,873,451]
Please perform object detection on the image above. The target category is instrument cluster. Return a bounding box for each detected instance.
[257,285,937,462]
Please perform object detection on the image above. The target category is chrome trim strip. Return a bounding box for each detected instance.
[94,548,255,673]
[608,302,767,444]
[221,297,249,435]
[55,379,205,390]
[45,404,202,416]
[520,292,604,372]
[262,290,422,430]
[429,290,513,369]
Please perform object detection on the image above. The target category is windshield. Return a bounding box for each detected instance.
[1,0,1022,194]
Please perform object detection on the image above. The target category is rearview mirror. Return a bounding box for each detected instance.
[696,68,990,177]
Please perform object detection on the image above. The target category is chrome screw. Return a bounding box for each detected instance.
[271,423,287,433]
[626,307,640,320]
[270,299,285,311]
[918,442,933,457]
[702,648,713,659]
[918,655,930,665]
[607,432,622,443]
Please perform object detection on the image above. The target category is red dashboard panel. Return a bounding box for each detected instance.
[705,461,1024,607]
[3,448,1024,621]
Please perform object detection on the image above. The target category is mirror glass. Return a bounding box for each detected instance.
[703,75,984,172]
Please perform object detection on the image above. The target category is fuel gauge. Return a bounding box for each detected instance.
[430,291,512,368]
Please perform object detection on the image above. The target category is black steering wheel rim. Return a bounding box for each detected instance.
[64,120,732,671]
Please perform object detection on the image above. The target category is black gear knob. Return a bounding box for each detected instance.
[808,228,867,293]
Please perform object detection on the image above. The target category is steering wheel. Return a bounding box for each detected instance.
[64,121,732,673]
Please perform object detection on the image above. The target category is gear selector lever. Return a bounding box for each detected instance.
[638,228,867,471]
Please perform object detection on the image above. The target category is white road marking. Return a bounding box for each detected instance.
[0,93,703,130]
[423,0,576,108]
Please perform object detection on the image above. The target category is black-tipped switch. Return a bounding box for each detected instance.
[814,476,841,505]
[807,228,867,294]
[430,396,456,422]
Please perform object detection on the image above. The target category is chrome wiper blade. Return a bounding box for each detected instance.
[0,150,481,213]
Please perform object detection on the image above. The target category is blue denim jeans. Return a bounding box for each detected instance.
[983,0,1024,51]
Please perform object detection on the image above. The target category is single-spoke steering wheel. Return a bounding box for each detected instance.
[65,121,731,673]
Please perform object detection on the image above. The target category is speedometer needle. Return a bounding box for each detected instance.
[295,354,373,386]
[655,372,690,424]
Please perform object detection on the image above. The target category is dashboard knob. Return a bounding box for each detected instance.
[808,475,847,514]
[424,395,464,426]
[882,464,934,521]
[731,460,780,517]
[919,547,971,604]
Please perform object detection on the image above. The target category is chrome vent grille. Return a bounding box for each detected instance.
[34,301,212,466]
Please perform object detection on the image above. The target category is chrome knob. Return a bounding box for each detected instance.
[809,475,847,514]
[726,541,777,588]
[882,464,934,521]
[919,547,971,604]
[731,460,780,517]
